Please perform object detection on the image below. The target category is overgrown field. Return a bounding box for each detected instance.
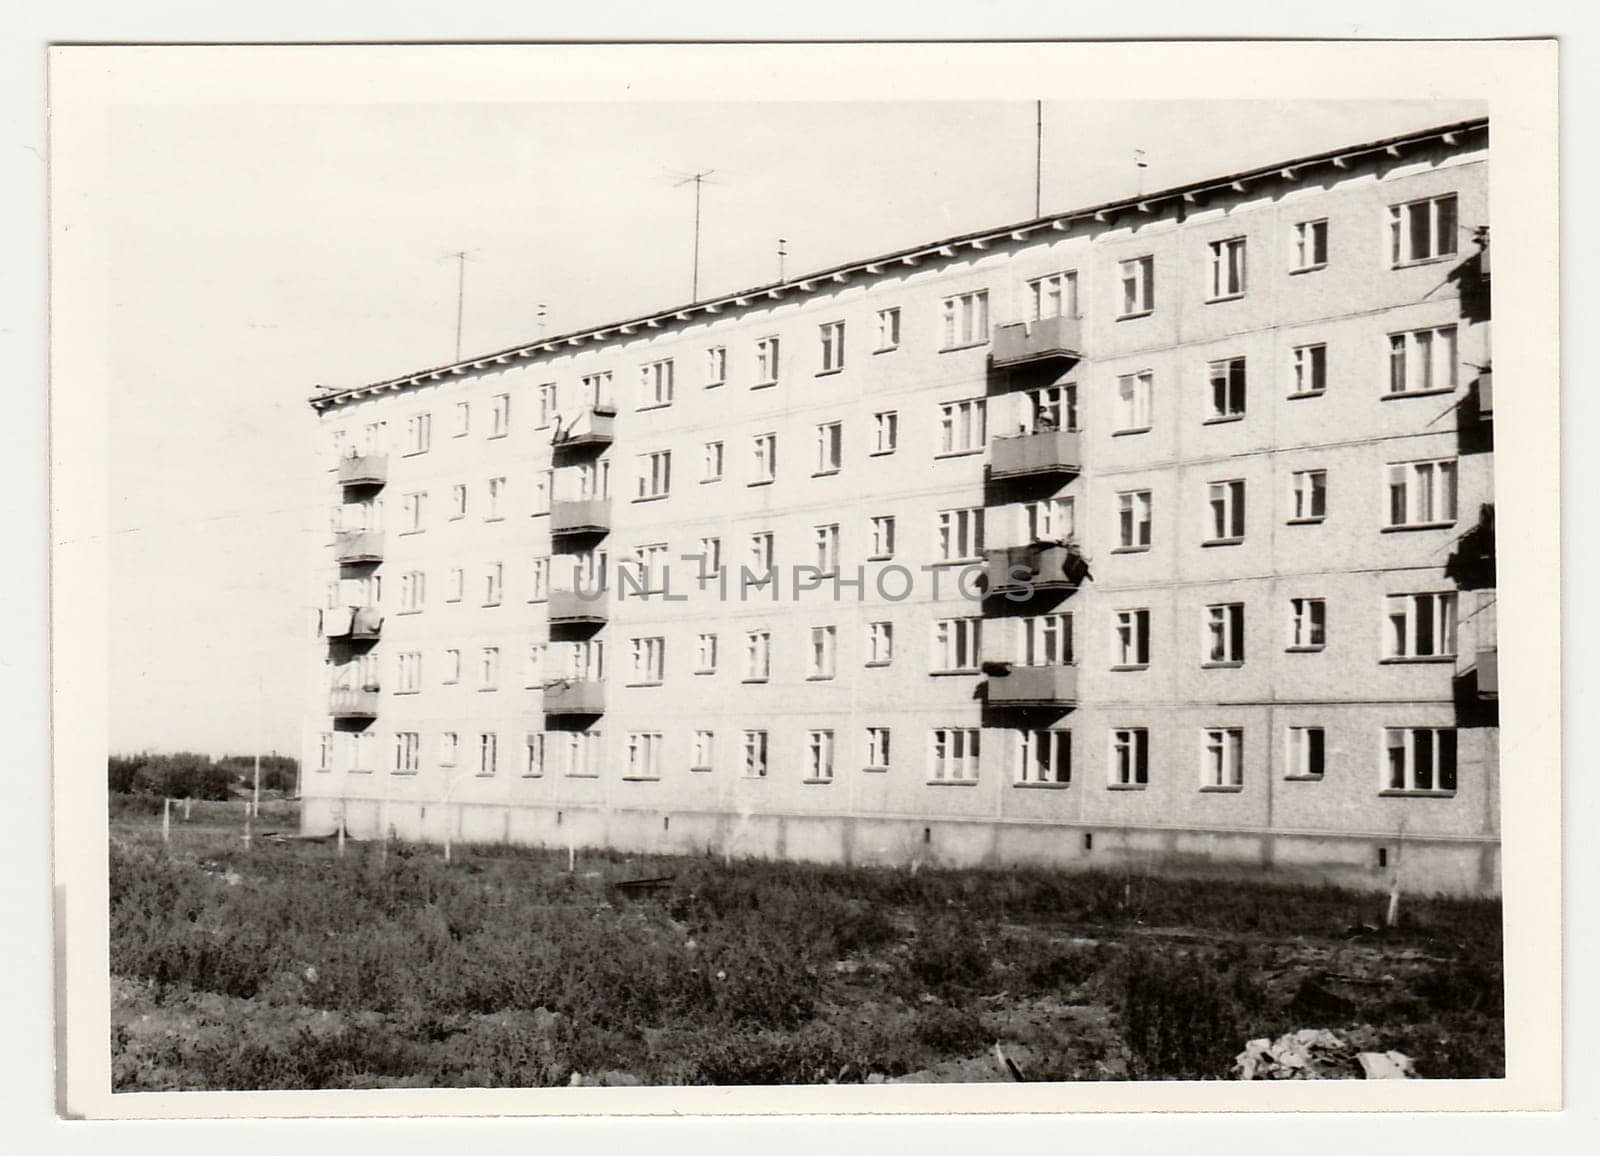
[109,800,1504,1089]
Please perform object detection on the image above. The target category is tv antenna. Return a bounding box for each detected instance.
[777,238,788,282]
[441,249,479,361]
[1134,149,1149,197]
[671,169,718,301]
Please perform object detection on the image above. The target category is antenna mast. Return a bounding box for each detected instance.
[442,249,477,361]
[673,170,718,301]
[1035,101,1043,218]
[777,238,788,282]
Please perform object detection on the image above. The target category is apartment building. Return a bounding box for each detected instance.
[304,117,1498,895]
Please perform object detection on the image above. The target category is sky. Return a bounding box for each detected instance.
[102,97,1485,757]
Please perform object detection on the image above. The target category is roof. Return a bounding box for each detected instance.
[310,115,1488,412]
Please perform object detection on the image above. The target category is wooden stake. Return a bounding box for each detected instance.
[162,797,170,844]
[183,797,191,821]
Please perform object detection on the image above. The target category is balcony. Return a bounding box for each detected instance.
[337,454,388,487]
[320,605,383,639]
[548,587,609,626]
[989,429,1082,479]
[552,409,616,452]
[985,542,1088,597]
[990,315,1085,369]
[1477,648,1498,699]
[329,687,380,718]
[986,664,1079,708]
[543,679,605,717]
[333,530,384,563]
[550,498,611,537]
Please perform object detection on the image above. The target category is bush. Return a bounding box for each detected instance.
[1114,944,1268,1080]
[906,917,991,993]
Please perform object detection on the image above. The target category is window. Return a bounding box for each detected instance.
[1292,219,1329,271]
[743,730,769,777]
[1202,728,1244,789]
[399,570,426,612]
[938,397,987,454]
[870,515,897,560]
[1027,383,1078,433]
[440,731,458,766]
[705,346,727,387]
[532,470,552,514]
[1205,603,1246,665]
[931,727,980,781]
[873,410,899,454]
[1018,730,1070,784]
[755,337,780,386]
[1389,194,1458,265]
[1386,593,1459,659]
[1115,609,1151,668]
[1208,357,1247,419]
[390,732,420,775]
[402,491,426,533]
[749,532,775,575]
[626,732,664,780]
[866,621,894,666]
[941,290,990,349]
[452,401,470,437]
[572,548,608,594]
[1115,372,1153,433]
[1286,726,1325,780]
[1388,326,1458,395]
[1289,598,1327,650]
[555,730,602,779]
[876,307,901,351]
[1291,470,1327,522]
[484,562,503,606]
[1111,728,1150,787]
[1384,727,1457,793]
[523,733,545,778]
[1028,271,1078,320]
[537,382,557,427]
[396,651,422,694]
[697,537,722,581]
[1023,613,1074,666]
[317,732,333,772]
[1387,459,1458,527]
[1292,344,1327,396]
[450,483,467,520]
[581,371,614,410]
[696,632,719,674]
[819,321,846,373]
[405,413,432,455]
[816,422,843,474]
[630,636,665,685]
[636,450,672,500]
[524,643,545,688]
[478,732,498,776]
[814,523,840,575]
[751,433,777,484]
[744,631,771,681]
[807,730,836,781]
[703,440,725,482]
[446,568,464,603]
[479,646,500,689]
[443,648,461,684]
[1119,256,1154,317]
[1208,237,1247,300]
[866,727,891,770]
[557,638,605,682]
[576,461,608,500]
[485,476,505,520]
[692,730,715,772]
[937,507,985,562]
[490,394,510,438]
[933,617,983,673]
[528,557,549,602]
[1117,490,1152,550]
[809,625,837,679]
[1026,496,1075,543]
[640,359,675,408]
[1207,480,1246,543]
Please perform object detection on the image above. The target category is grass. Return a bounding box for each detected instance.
[109,801,1505,1089]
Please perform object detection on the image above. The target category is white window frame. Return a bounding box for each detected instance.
[1115,608,1151,669]
[1292,218,1329,271]
[636,450,672,501]
[484,562,503,606]
[866,621,894,666]
[819,320,846,373]
[630,636,665,685]
[873,410,899,455]
[703,440,725,482]
[696,632,719,674]
[807,730,836,781]
[392,731,421,775]
[626,732,664,780]
[489,394,510,438]
[1207,479,1246,543]
[743,729,769,778]
[485,476,505,521]
[1289,597,1327,650]
[933,616,983,673]
[528,557,549,602]
[1383,727,1458,794]
[452,401,470,438]
[876,307,901,351]
[1208,237,1248,300]
[1388,326,1459,396]
[705,345,727,388]
[755,336,781,386]
[639,358,675,409]
[1117,490,1152,550]
[1201,727,1245,789]
[479,646,500,690]
[1385,592,1459,659]
[692,730,716,772]
[1292,343,1327,396]
[937,507,985,562]
[1286,726,1325,780]
[478,732,499,776]
[1204,603,1246,666]
[865,727,891,771]
[1110,727,1150,787]
[1017,729,1071,785]
[930,727,981,782]
[1118,256,1154,317]
[744,631,771,681]
[815,421,843,474]
[1022,613,1074,667]
[1389,193,1459,266]
[439,731,458,767]
[938,397,987,455]
[1028,271,1079,321]
[814,523,840,575]
[1386,459,1459,528]
[524,733,545,778]
[751,433,777,484]
[1207,357,1247,419]
[1114,371,1153,433]
[1026,496,1075,543]
[940,290,990,349]
[870,514,897,560]
[1291,470,1327,522]
[808,625,838,680]
[749,532,774,575]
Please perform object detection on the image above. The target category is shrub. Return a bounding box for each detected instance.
[1114,943,1267,1080]
[912,1002,989,1056]
[906,917,991,993]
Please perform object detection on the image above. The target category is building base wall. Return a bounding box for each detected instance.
[300,796,1500,897]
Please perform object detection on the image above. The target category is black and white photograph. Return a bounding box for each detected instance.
[42,38,1562,1119]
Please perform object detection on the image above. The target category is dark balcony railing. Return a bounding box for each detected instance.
[990,429,1082,479]
[548,587,609,625]
[321,605,383,639]
[990,315,1085,368]
[1477,648,1498,699]
[553,410,616,451]
[329,687,380,718]
[333,530,384,563]
[543,679,605,716]
[550,498,611,536]
[986,664,1079,708]
[985,542,1088,596]
[337,454,388,487]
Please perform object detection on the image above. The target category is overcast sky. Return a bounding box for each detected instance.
[103,97,1484,757]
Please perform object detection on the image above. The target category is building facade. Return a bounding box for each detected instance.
[304,118,1498,895]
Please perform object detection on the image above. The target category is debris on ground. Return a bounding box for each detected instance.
[1356,1050,1417,1079]
[1235,1029,1417,1080]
